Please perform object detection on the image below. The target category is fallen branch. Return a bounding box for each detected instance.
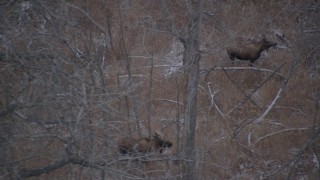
[254,77,289,124]
[201,66,286,79]
[254,127,309,146]
[254,61,293,124]
[153,98,184,105]
[17,157,105,179]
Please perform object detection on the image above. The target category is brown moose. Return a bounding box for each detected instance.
[226,36,277,64]
[118,133,172,155]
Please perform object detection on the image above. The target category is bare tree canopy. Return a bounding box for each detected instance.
[0,0,319,179]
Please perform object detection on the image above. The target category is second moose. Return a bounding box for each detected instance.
[118,133,172,155]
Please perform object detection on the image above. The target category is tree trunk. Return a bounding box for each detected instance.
[182,0,203,179]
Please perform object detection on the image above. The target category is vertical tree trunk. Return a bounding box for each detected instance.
[182,41,200,179]
[118,8,142,137]
[182,0,203,179]
[147,57,154,137]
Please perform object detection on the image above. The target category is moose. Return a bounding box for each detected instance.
[118,133,172,155]
[226,36,277,64]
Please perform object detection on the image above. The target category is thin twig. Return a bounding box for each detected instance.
[65,3,105,32]
[153,98,184,105]
[207,82,224,116]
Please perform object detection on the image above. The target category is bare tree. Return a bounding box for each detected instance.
[179,0,203,179]
[1,0,319,179]
[0,1,113,178]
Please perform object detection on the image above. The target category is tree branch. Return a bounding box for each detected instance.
[17,157,105,179]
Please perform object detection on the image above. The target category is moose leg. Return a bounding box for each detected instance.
[249,59,255,66]
[229,55,235,64]
[119,146,129,155]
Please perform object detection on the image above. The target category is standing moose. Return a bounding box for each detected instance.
[226,36,277,64]
[118,133,172,155]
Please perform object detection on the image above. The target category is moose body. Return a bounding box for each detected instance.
[118,133,172,155]
[226,37,276,64]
